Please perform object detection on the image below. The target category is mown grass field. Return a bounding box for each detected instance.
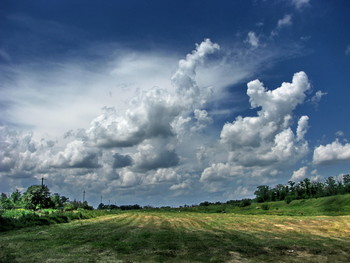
[1,210,350,263]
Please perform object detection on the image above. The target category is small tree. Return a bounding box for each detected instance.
[284,195,294,204]
[51,193,69,209]
[343,174,350,193]
[10,189,23,208]
[0,193,13,209]
[68,200,93,210]
[23,185,54,210]
[324,177,337,196]
[254,185,270,203]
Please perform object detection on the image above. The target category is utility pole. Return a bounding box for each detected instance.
[83,190,85,203]
[41,177,46,188]
[100,195,103,204]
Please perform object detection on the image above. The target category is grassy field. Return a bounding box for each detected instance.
[178,194,350,216]
[1,210,350,263]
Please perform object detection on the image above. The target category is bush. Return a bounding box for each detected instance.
[239,199,252,207]
[261,204,270,210]
[0,208,116,232]
[284,195,293,204]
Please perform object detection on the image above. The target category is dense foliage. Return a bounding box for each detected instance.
[0,184,93,211]
[0,184,97,231]
[254,174,350,203]
[97,203,142,210]
[0,209,113,232]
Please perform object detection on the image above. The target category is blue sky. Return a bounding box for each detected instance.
[1,0,350,207]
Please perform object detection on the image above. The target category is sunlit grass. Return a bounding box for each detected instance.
[1,211,350,262]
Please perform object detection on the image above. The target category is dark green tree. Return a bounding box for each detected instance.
[309,181,324,197]
[343,174,350,193]
[254,185,270,203]
[68,200,93,210]
[51,193,69,209]
[302,178,311,198]
[0,193,13,209]
[275,184,288,201]
[23,185,54,210]
[324,177,337,196]
[10,189,22,207]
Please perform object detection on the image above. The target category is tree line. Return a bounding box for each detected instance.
[97,203,142,210]
[254,174,350,203]
[0,185,92,211]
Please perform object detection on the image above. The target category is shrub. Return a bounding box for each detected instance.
[284,195,293,204]
[261,204,270,210]
[239,199,252,207]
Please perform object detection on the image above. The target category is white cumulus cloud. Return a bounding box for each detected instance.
[221,72,310,152]
[201,72,311,184]
[290,166,308,181]
[313,140,350,165]
[50,140,100,169]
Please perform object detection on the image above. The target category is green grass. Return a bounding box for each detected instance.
[0,209,115,232]
[1,195,350,262]
[1,211,350,262]
[176,194,350,216]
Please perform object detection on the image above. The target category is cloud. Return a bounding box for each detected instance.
[191,109,213,132]
[313,140,350,165]
[0,49,177,140]
[0,49,11,62]
[335,131,344,137]
[277,14,293,28]
[169,180,190,191]
[0,36,316,206]
[291,0,311,9]
[221,72,310,152]
[311,90,327,106]
[171,39,220,106]
[200,163,244,182]
[290,166,308,181]
[87,95,178,148]
[50,140,100,169]
[147,168,180,185]
[133,140,180,171]
[201,72,311,184]
[112,153,133,168]
[0,127,39,177]
[345,45,350,55]
[87,39,220,149]
[296,115,309,141]
[117,169,140,188]
[246,31,259,48]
